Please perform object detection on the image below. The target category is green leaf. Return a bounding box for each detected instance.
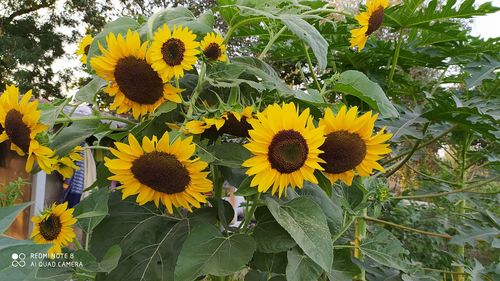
[73,188,109,232]
[74,245,121,273]
[286,247,323,281]
[0,238,51,281]
[75,76,107,103]
[333,70,399,118]
[86,17,140,68]
[359,228,409,271]
[328,249,360,281]
[210,142,252,168]
[50,119,100,156]
[146,7,214,39]
[253,207,297,253]
[249,251,287,274]
[92,193,223,281]
[175,223,256,281]
[38,99,68,128]
[298,183,343,235]
[379,106,427,141]
[294,89,325,105]
[152,102,177,116]
[280,15,328,72]
[0,202,32,233]
[266,197,333,272]
[450,225,499,247]
[464,55,500,89]
[235,176,259,196]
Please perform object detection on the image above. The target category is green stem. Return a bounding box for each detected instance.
[390,175,499,200]
[73,237,83,250]
[332,216,355,243]
[83,146,110,150]
[302,42,321,91]
[353,209,367,281]
[453,134,471,281]
[258,26,287,59]
[385,123,429,177]
[187,62,206,117]
[383,124,457,165]
[363,216,452,239]
[387,31,404,87]
[241,193,261,232]
[224,17,267,43]
[55,115,136,126]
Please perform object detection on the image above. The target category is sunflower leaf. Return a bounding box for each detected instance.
[266,197,333,272]
[332,70,399,118]
[175,223,256,281]
[286,247,324,281]
[0,202,32,233]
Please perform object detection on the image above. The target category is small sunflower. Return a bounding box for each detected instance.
[318,106,392,185]
[104,133,212,213]
[242,103,325,197]
[200,32,227,62]
[150,25,200,81]
[90,30,182,119]
[350,0,388,51]
[54,146,84,179]
[184,106,254,137]
[31,202,77,258]
[0,85,57,173]
[76,34,93,64]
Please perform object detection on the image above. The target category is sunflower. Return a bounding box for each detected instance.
[242,103,325,197]
[200,32,228,62]
[350,0,388,51]
[31,202,77,258]
[0,85,57,173]
[76,34,93,64]
[149,25,200,81]
[90,30,182,119]
[318,106,392,185]
[54,146,84,179]
[184,106,254,137]
[104,133,212,213]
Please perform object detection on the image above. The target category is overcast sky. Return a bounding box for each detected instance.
[51,0,500,96]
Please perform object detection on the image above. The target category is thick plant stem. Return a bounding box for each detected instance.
[241,193,261,233]
[453,135,470,281]
[258,26,287,59]
[363,216,452,239]
[187,62,206,117]
[353,209,367,281]
[303,42,322,91]
[387,31,404,87]
[55,115,136,126]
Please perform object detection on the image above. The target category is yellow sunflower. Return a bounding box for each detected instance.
[90,30,182,119]
[150,25,200,81]
[318,106,392,185]
[184,106,254,137]
[31,202,77,258]
[104,133,212,213]
[242,103,325,197]
[0,85,57,173]
[76,34,93,64]
[54,146,84,179]
[200,32,228,62]
[350,0,388,51]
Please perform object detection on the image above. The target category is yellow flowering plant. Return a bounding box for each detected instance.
[1,1,499,281]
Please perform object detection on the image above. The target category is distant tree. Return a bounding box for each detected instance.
[0,0,111,98]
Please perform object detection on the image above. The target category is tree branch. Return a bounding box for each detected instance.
[2,1,54,25]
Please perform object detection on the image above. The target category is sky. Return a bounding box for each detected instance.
[51,0,500,96]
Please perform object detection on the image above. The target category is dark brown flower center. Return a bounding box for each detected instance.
[39,215,62,241]
[319,130,367,174]
[366,6,385,35]
[114,56,164,105]
[268,130,308,174]
[5,109,31,152]
[83,44,90,55]
[204,43,222,60]
[161,38,186,66]
[221,114,252,137]
[131,151,190,194]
